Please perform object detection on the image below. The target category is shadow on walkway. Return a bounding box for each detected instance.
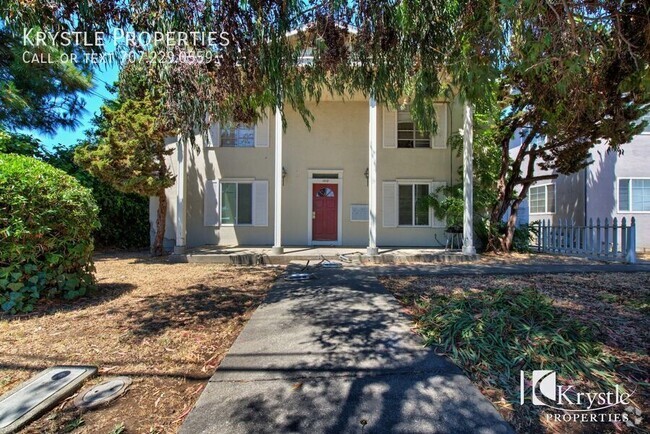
[180,268,516,434]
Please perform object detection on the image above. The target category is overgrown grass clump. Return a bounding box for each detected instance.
[416,287,618,396]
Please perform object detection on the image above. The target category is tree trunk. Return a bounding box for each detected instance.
[152,189,167,256]
[485,121,544,252]
[503,197,524,251]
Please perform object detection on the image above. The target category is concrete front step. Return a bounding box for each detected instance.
[173,248,478,265]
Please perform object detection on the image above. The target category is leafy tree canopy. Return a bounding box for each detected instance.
[0,28,92,133]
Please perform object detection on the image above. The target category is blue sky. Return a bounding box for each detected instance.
[33,62,119,151]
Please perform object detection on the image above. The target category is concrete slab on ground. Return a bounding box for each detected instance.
[0,365,97,434]
[180,267,513,434]
[175,246,477,265]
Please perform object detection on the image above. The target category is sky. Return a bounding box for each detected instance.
[31,62,119,151]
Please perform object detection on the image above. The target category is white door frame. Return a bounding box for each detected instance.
[307,169,343,246]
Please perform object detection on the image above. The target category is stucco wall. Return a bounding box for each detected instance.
[509,136,586,226]
[508,133,650,250]
[151,96,465,248]
[587,137,650,249]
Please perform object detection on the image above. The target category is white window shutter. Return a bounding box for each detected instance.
[254,110,270,147]
[207,123,220,147]
[204,180,220,226]
[431,103,448,149]
[382,181,398,227]
[252,180,269,226]
[430,181,447,227]
[383,106,397,148]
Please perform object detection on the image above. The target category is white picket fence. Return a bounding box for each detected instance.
[536,217,637,263]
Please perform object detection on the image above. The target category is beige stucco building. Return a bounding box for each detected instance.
[150,93,477,254]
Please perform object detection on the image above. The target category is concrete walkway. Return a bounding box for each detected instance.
[180,266,514,434]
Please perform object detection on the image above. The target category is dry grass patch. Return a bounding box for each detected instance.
[0,251,279,433]
[382,272,649,434]
[478,251,609,265]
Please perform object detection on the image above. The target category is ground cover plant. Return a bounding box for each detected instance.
[0,251,279,433]
[382,273,649,433]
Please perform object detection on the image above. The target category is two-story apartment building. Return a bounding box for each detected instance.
[150,93,477,254]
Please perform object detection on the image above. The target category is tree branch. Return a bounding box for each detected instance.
[519,174,559,185]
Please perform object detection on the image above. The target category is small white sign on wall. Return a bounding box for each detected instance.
[350,204,369,222]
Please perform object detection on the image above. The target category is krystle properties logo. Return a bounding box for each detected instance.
[519,370,640,424]
[524,370,557,406]
[520,370,631,411]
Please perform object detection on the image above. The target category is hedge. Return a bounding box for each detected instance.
[0,154,100,313]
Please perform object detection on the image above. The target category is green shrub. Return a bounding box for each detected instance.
[484,221,538,252]
[0,154,100,313]
[44,145,149,249]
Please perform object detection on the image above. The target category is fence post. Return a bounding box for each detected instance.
[596,218,602,256]
[626,217,637,264]
[621,217,627,258]
[612,217,618,258]
[588,218,594,255]
[604,218,610,257]
[538,220,543,252]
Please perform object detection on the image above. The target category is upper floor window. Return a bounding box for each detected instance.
[618,178,650,212]
[398,183,430,226]
[397,107,430,148]
[298,47,314,66]
[529,184,556,214]
[221,123,254,147]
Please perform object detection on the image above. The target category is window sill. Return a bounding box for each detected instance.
[396,225,433,228]
[205,146,258,149]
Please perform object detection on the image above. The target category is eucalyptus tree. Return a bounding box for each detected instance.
[5,0,648,253]
[455,1,650,251]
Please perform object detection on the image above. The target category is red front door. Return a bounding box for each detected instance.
[312,183,338,241]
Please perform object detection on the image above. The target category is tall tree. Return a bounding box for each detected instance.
[75,94,174,255]
[457,1,650,251]
[6,1,648,255]
[0,28,92,133]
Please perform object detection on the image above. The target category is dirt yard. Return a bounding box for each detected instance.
[0,251,279,433]
[382,272,650,434]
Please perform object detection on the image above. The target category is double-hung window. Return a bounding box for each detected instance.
[618,178,650,212]
[398,183,430,226]
[221,182,253,225]
[529,184,556,214]
[397,107,431,148]
[220,122,255,147]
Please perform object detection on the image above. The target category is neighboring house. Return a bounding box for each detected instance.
[510,112,650,250]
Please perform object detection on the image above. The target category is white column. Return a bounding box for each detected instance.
[462,100,476,255]
[272,106,284,254]
[367,97,379,255]
[174,138,188,254]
